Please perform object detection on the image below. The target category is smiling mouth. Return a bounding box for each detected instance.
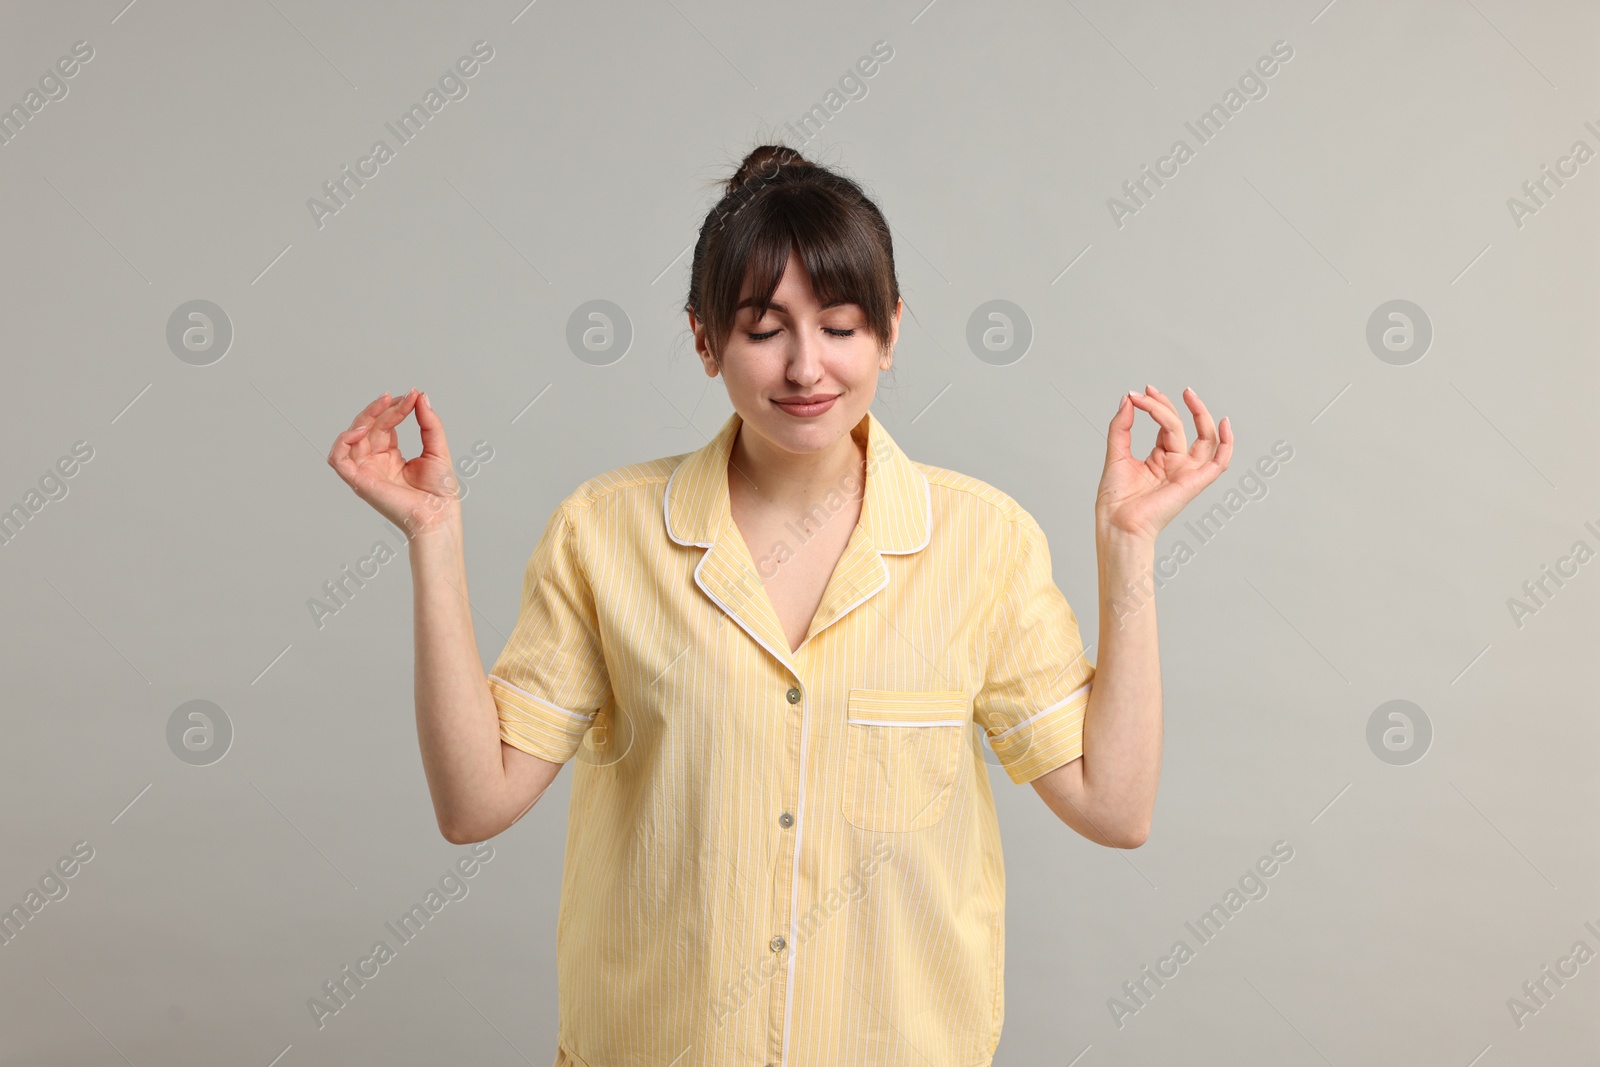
[772,394,839,417]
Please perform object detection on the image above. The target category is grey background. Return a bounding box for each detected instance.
[1,0,1595,1064]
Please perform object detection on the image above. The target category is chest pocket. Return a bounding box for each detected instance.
[842,689,971,832]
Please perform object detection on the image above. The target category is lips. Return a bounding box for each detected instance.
[772,394,839,417]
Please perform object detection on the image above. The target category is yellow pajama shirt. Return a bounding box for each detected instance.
[489,408,1095,1067]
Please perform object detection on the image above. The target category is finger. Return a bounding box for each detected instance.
[1181,387,1219,461]
[1212,415,1235,472]
[1104,393,1137,468]
[1127,391,1188,454]
[1145,385,1190,457]
[1144,383,1181,419]
[343,395,394,462]
[1145,386,1194,453]
[370,389,419,437]
[415,391,454,464]
[356,392,416,464]
[327,421,370,474]
[345,393,392,434]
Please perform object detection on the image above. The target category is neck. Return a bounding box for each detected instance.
[727,413,868,509]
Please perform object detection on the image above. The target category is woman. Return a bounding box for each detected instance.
[327,145,1232,1067]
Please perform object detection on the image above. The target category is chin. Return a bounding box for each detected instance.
[756,402,850,446]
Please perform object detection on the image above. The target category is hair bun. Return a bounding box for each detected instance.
[727,144,811,194]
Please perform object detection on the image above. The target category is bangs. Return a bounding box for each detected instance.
[697,182,896,360]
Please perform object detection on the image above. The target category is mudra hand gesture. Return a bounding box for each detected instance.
[326,389,460,538]
[1096,385,1233,544]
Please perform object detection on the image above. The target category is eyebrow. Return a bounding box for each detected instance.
[735,299,856,313]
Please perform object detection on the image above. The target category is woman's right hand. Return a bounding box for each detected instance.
[327,389,460,537]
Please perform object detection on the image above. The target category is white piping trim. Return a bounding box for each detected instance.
[662,414,932,556]
[486,674,592,724]
[992,679,1092,741]
[794,560,888,654]
[876,466,932,555]
[661,455,714,548]
[691,551,794,671]
[846,717,966,727]
[781,684,810,1066]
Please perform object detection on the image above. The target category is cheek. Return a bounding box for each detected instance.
[721,346,784,389]
[845,343,884,380]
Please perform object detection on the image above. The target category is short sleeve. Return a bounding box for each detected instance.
[972,512,1096,785]
[487,503,611,765]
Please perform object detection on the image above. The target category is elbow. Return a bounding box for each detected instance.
[1112,829,1149,849]
[438,817,492,846]
[1106,819,1151,850]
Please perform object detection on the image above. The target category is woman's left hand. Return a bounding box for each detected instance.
[1096,385,1233,544]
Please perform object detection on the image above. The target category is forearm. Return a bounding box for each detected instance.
[1081,530,1163,842]
[408,510,507,842]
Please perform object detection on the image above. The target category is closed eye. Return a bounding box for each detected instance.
[747,328,857,341]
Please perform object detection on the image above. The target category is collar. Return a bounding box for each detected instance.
[663,407,930,554]
[662,407,931,666]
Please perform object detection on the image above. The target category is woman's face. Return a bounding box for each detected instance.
[692,250,900,458]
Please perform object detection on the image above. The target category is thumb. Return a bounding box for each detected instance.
[416,391,453,464]
[1104,393,1135,469]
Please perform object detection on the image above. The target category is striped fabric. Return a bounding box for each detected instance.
[489,408,1095,1067]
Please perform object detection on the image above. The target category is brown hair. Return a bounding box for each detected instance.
[685,144,902,367]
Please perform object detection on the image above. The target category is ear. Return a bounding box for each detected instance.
[688,309,720,377]
[881,298,903,370]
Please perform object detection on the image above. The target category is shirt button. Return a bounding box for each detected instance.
[770,934,786,952]
[778,812,793,828]
[786,687,801,704]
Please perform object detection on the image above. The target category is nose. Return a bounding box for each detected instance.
[786,328,825,387]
